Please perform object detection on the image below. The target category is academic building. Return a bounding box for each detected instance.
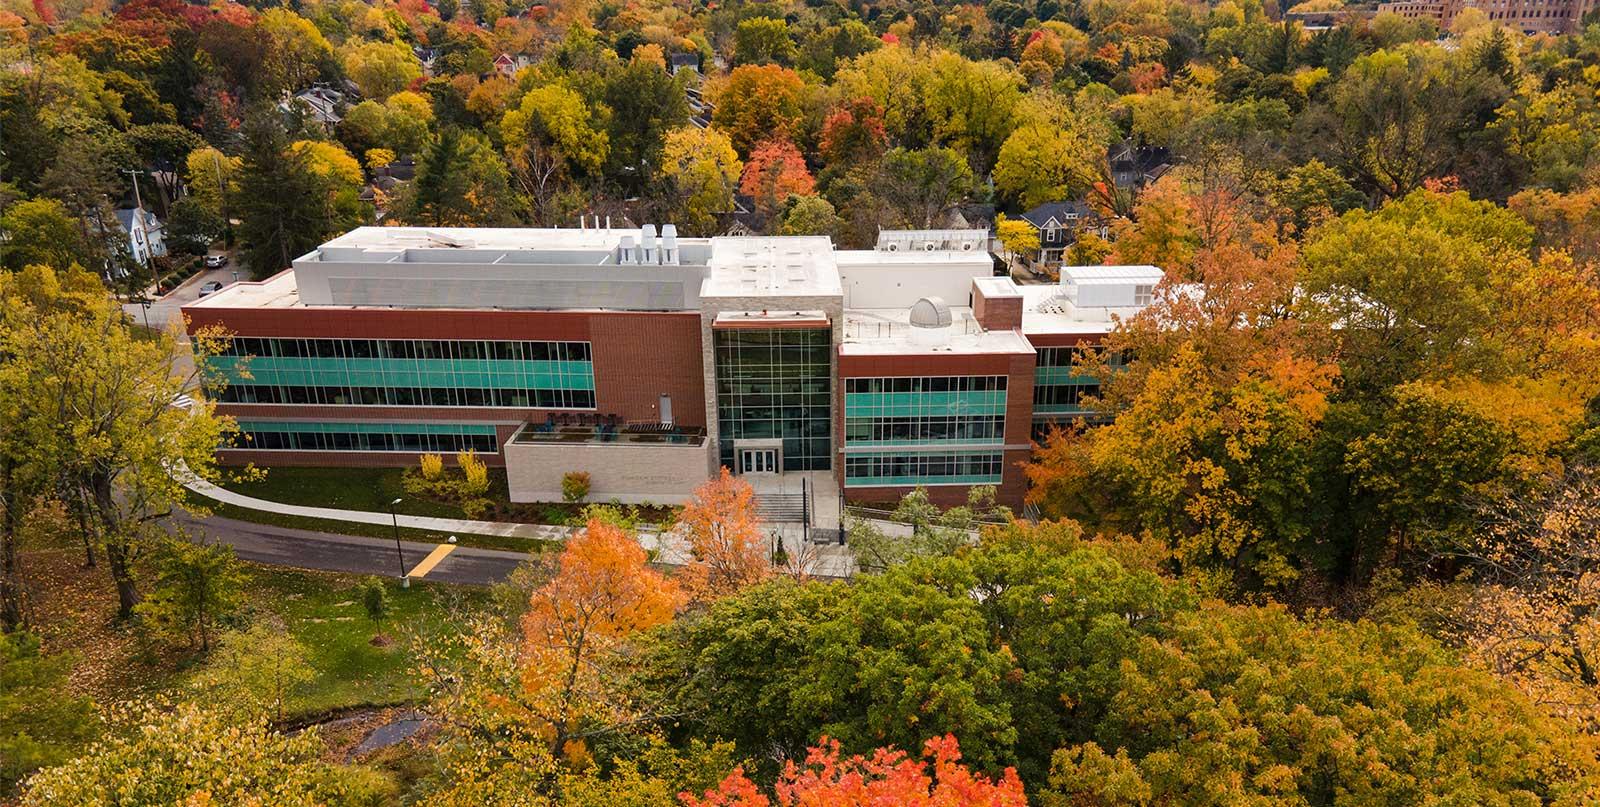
[184,225,1160,511]
[1376,0,1599,34]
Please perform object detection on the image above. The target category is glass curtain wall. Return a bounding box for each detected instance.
[713,328,832,472]
[205,337,595,408]
[842,374,1007,487]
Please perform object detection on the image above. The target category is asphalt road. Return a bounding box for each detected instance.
[172,512,532,586]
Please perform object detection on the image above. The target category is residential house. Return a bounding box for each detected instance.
[1107,142,1172,190]
[281,85,345,131]
[493,53,533,78]
[113,207,167,268]
[669,52,701,76]
[1017,200,1109,270]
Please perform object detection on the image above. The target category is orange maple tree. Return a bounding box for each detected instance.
[677,467,771,602]
[681,735,1027,806]
[739,138,816,214]
[520,516,680,756]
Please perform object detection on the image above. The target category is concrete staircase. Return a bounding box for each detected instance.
[754,492,807,524]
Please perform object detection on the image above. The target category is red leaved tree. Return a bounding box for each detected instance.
[682,735,1027,806]
[739,138,815,214]
[819,97,887,166]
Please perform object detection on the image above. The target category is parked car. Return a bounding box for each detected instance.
[198,281,223,297]
[204,254,228,268]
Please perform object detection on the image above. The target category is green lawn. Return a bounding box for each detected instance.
[28,549,500,724]
[224,466,509,519]
[237,566,485,718]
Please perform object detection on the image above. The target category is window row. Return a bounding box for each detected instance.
[218,337,592,363]
[843,451,1004,485]
[1035,346,1125,369]
[844,415,1005,446]
[844,376,1007,394]
[215,384,596,409]
[212,362,593,392]
[232,423,498,453]
[1034,382,1100,411]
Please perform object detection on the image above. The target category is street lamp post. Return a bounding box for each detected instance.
[389,498,409,588]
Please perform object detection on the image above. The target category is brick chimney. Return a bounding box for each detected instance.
[972,276,1024,332]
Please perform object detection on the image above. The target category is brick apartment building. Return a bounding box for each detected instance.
[1377,0,1599,34]
[184,225,1159,512]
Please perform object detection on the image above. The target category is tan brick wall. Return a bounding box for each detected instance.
[503,439,716,504]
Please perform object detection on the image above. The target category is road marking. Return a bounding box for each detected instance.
[406,544,456,579]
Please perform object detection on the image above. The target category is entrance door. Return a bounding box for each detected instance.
[658,394,673,425]
[740,448,778,474]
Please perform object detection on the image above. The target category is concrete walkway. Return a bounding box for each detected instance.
[184,474,572,540]
[181,472,858,578]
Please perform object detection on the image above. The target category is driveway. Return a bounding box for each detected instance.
[122,251,244,336]
[173,512,533,586]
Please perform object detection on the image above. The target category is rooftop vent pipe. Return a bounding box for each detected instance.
[640,224,658,265]
[661,224,679,265]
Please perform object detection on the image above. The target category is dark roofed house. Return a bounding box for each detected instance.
[1017,200,1109,270]
[669,52,701,76]
[1108,141,1172,190]
[718,194,768,237]
[941,202,995,232]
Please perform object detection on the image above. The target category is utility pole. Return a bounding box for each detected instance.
[211,151,231,243]
[122,168,150,272]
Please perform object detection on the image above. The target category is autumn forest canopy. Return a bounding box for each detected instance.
[2,0,1600,800]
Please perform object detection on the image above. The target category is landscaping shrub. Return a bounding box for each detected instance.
[458,450,489,497]
[419,453,444,481]
[561,471,591,503]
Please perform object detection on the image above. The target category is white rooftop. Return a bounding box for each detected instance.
[1060,265,1163,284]
[702,236,842,298]
[841,306,1035,356]
[1020,265,1165,335]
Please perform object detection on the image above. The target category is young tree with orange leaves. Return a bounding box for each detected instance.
[681,735,1025,807]
[677,468,770,603]
[521,516,681,760]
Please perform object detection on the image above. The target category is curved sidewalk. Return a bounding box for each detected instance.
[181,472,854,576]
[183,474,573,541]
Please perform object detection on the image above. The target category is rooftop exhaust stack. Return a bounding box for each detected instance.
[618,235,638,265]
[640,224,659,265]
[661,224,679,265]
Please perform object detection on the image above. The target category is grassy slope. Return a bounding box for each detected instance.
[223,466,506,519]
[27,547,492,720]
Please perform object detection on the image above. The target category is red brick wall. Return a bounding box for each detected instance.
[590,314,705,428]
[1024,332,1108,349]
[972,286,1023,332]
